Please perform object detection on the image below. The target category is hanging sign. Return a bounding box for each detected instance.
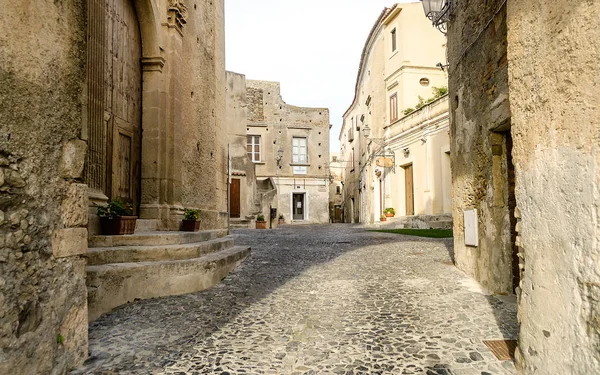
[376,157,394,168]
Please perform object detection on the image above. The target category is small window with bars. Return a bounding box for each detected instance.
[247,135,261,162]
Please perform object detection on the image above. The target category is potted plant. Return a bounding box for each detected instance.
[182,208,201,231]
[380,214,387,222]
[256,214,267,229]
[97,198,137,235]
[278,214,285,225]
[384,207,395,218]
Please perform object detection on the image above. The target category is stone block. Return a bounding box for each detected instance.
[52,228,88,258]
[61,183,89,227]
[5,169,26,187]
[0,168,4,186]
[59,140,87,179]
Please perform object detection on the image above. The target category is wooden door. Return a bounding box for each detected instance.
[293,194,305,220]
[405,164,415,216]
[86,0,142,212]
[108,0,142,211]
[230,179,241,218]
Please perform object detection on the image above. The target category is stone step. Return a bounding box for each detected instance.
[86,237,236,266]
[135,219,158,232]
[89,229,228,248]
[87,245,251,322]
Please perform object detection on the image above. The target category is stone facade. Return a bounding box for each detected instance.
[227,77,331,225]
[339,2,449,225]
[1,0,227,373]
[448,0,600,372]
[226,71,260,221]
[448,0,514,295]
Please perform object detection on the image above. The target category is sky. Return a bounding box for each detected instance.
[224,0,419,152]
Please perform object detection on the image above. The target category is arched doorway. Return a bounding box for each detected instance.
[86,0,142,212]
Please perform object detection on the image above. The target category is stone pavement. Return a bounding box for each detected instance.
[75,224,518,375]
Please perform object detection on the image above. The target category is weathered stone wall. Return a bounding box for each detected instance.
[245,80,331,224]
[447,0,514,294]
[226,71,259,219]
[507,0,600,372]
[0,0,89,373]
[180,0,228,230]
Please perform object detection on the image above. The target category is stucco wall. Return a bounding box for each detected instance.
[386,96,451,218]
[447,0,515,295]
[507,0,600,372]
[0,0,89,373]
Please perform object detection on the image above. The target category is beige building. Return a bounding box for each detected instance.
[329,153,344,223]
[0,0,246,373]
[447,0,600,373]
[226,76,331,225]
[339,2,449,225]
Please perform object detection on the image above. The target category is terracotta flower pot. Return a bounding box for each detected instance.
[99,216,137,235]
[278,219,285,225]
[380,217,387,222]
[385,213,394,218]
[182,219,201,232]
[256,220,267,229]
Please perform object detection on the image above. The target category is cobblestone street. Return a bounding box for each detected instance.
[77,225,518,375]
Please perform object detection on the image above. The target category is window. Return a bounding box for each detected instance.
[247,135,261,162]
[391,28,397,52]
[420,77,430,86]
[351,147,355,173]
[336,186,341,195]
[292,137,307,174]
[390,93,398,123]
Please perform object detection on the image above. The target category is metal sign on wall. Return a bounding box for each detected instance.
[376,154,396,172]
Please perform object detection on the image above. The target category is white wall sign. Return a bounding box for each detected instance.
[464,209,479,247]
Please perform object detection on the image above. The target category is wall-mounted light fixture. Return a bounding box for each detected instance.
[421,0,451,35]
[275,147,284,165]
[403,148,410,158]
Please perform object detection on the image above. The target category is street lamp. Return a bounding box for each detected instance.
[275,147,284,165]
[421,0,451,35]
[362,124,385,146]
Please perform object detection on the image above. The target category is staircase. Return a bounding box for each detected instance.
[230,217,254,229]
[86,220,251,321]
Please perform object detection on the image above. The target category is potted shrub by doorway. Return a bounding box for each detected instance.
[384,207,395,218]
[278,214,285,225]
[256,214,267,229]
[97,198,137,235]
[380,215,387,222]
[182,208,201,232]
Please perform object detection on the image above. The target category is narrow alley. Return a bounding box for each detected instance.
[77,225,517,375]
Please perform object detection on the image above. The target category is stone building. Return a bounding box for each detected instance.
[329,153,344,223]
[339,2,449,225]
[446,0,600,372]
[226,76,331,225]
[0,0,245,373]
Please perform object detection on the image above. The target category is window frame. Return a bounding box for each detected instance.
[292,136,308,175]
[247,135,261,163]
[390,93,398,123]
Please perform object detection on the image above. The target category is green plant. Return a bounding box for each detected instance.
[413,86,449,112]
[56,334,64,344]
[278,214,284,220]
[96,198,133,219]
[384,207,395,215]
[256,214,265,221]
[183,208,200,221]
[403,107,415,116]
